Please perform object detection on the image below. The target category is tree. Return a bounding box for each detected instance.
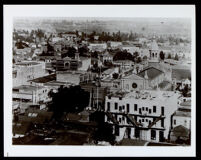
[112,73,119,79]
[62,47,77,58]
[91,51,98,59]
[113,50,133,61]
[78,46,89,57]
[90,111,116,144]
[36,29,45,39]
[159,51,165,60]
[174,53,179,61]
[136,57,142,63]
[182,84,189,97]
[143,56,147,60]
[47,43,54,53]
[168,53,171,59]
[48,85,90,120]
[133,52,139,58]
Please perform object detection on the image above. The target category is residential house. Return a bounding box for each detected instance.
[88,43,107,52]
[122,45,140,55]
[100,52,113,63]
[12,85,51,104]
[56,70,96,85]
[78,57,91,71]
[109,41,122,49]
[101,67,119,79]
[170,100,191,142]
[113,60,134,71]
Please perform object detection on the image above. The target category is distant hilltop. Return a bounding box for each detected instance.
[13,17,191,36]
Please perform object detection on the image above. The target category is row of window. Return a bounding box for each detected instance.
[107,114,164,127]
[114,126,162,141]
[107,102,164,115]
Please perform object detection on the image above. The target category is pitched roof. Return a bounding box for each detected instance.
[138,67,164,80]
[123,73,145,80]
[29,74,56,83]
[150,40,159,50]
[102,68,117,75]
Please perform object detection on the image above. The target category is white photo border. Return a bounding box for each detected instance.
[3,5,196,157]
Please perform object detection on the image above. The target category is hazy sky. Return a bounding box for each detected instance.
[13,17,191,35]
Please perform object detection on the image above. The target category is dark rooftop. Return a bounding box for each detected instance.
[29,74,56,83]
[138,67,164,80]
[18,111,54,124]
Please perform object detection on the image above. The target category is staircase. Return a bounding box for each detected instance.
[125,114,142,127]
[148,115,163,128]
[105,112,119,125]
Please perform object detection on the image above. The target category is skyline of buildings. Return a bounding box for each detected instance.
[11,17,192,146]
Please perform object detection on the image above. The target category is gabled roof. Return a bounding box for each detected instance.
[138,67,164,80]
[123,73,145,80]
[150,40,159,50]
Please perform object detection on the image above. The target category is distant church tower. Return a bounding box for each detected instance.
[149,37,159,62]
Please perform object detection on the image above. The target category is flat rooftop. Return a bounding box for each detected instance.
[13,85,44,91]
[57,70,87,75]
[15,61,40,66]
[180,101,191,106]
[44,81,73,87]
[108,90,178,101]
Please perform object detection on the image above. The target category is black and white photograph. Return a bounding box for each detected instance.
[3,5,196,157]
